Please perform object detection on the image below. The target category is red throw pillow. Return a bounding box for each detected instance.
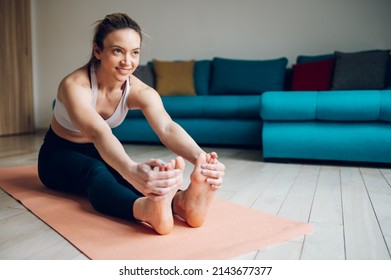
[291,59,334,90]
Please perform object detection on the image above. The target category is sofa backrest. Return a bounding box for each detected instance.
[134,57,289,96]
[133,50,391,96]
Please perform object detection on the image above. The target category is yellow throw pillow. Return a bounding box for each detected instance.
[152,59,196,96]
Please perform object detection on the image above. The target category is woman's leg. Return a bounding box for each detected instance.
[38,143,142,221]
[84,160,142,220]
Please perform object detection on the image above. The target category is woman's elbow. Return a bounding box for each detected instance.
[83,123,112,143]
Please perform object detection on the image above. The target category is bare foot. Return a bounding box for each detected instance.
[173,153,217,228]
[133,157,185,235]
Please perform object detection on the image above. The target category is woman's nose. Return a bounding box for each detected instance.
[121,53,131,65]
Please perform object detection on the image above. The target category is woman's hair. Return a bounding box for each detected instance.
[88,13,142,66]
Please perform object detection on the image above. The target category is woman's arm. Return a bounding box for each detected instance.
[58,78,182,200]
[133,86,225,187]
[135,87,203,164]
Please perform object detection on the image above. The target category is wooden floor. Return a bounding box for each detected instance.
[0,131,390,260]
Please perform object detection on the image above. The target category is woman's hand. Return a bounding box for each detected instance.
[201,152,225,190]
[128,159,183,201]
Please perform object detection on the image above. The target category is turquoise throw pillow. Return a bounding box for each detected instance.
[210,57,288,95]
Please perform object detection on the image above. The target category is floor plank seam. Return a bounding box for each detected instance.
[359,168,391,259]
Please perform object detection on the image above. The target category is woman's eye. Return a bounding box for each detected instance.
[113,49,122,54]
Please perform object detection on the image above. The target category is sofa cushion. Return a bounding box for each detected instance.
[316,91,382,121]
[209,57,288,95]
[161,95,261,119]
[261,90,391,122]
[261,91,318,121]
[291,59,334,91]
[331,50,390,90]
[194,60,212,95]
[152,59,196,96]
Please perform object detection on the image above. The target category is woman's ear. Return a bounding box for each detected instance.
[93,43,101,60]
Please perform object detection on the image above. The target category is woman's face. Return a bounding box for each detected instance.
[94,28,141,82]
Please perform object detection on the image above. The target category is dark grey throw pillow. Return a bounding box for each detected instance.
[331,50,390,90]
[133,64,155,88]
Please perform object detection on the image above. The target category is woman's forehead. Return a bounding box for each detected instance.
[104,29,141,49]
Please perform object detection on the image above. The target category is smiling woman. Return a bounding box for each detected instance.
[37,13,225,235]
[94,29,141,79]
[88,13,142,65]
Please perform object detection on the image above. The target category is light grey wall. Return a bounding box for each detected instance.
[31,0,391,128]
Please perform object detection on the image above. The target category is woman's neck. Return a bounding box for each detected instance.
[94,64,123,93]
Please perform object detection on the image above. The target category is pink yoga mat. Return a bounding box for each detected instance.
[0,165,312,260]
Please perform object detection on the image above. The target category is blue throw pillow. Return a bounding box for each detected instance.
[296,54,335,64]
[209,57,288,95]
[194,60,212,95]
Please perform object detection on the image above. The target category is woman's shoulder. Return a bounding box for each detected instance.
[128,74,160,109]
[130,74,158,95]
[59,65,91,91]
[57,65,92,102]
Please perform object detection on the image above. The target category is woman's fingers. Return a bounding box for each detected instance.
[145,158,167,169]
[138,160,183,198]
[201,162,225,177]
[202,152,225,189]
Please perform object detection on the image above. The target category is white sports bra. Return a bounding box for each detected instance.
[53,65,130,132]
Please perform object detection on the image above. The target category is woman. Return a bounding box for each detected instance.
[38,13,225,235]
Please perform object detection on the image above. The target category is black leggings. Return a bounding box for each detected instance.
[37,127,143,221]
